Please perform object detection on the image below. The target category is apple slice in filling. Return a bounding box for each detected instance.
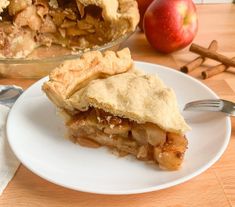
[65,107,188,170]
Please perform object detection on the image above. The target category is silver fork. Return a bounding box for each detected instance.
[184,99,235,116]
[0,85,23,108]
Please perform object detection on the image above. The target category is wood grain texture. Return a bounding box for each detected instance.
[1,4,235,207]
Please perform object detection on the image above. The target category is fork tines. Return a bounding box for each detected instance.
[184,99,223,111]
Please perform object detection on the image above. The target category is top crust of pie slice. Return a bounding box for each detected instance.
[43,48,133,109]
[69,71,190,134]
[43,48,190,134]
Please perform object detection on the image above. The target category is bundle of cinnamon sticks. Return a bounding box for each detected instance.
[180,40,235,79]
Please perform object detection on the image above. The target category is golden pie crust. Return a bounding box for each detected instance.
[42,48,190,170]
[43,48,133,109]
[69,71,190,134]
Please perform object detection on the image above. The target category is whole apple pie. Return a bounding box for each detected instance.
[0,0,139,58]
[42,48,190,170]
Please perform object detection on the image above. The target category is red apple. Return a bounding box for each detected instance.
[136,0,154,31]
[143,0,198,53]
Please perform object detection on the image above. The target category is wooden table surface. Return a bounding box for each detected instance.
[1,4,235,207]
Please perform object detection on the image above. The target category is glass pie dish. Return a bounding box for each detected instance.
[0,32,133,79]
[0,0,140,79]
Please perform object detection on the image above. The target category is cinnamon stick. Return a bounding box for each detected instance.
[202,57,235,79]
[180,40,218,73]
[190,43,235,67]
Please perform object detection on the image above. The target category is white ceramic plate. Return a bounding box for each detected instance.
[7,61,231,195]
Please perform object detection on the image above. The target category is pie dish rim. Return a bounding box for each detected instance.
[0,30,134,64]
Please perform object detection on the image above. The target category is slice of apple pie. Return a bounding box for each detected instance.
[42,48,191,170]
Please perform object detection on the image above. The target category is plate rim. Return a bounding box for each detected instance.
[6,61,231,195]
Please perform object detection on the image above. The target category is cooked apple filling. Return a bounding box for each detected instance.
[66,107,188,170]
[0,0,139,58]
